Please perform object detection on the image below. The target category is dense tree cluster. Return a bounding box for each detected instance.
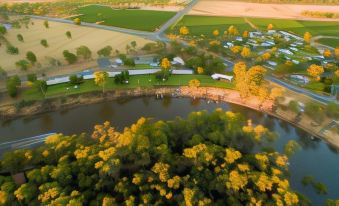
[0,110,304,205]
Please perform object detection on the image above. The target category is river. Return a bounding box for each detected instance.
[0,97,338,204]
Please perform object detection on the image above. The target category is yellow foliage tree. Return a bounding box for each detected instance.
[269,87,284,101]
[242,30,249,38]
[335,70,339,77]
[335,47,339,57]
[212,29,220,37]
[197,67,204,74]
[160,58,171,70]
[241,47,251,58]
[73,18,81,25]
[307,64,324,81]
[189,79,201,88]
[94,71,108,93]
[261,52,271,61]
[303,32,312,44]
[323,49,332,58]
[179,26,189,35]
[230,46,241,54]
[228,25,238,36]
[267,23,274,30]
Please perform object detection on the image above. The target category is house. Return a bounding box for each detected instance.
[279,49,293,55]
[172,57,185,66]
[267,61,277,66]
[115,58,123,65]
[290,74,309,84]
[236,37,243,41]
[211,73,233,81]
[289,47,298,52]
[292,59,300,64]
[223,42,234,48]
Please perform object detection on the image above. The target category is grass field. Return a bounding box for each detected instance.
[174,15,253,36]
[22,74,233,100]
[248,18,339,37]
[317,38,339,47]
[74,5,176,31]
[0,19,151,72]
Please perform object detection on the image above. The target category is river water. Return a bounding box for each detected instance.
[0,97,338,204]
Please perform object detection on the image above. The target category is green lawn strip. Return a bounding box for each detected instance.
[73,5,176,31]
[174,15,253,36]
[130,64,153,69]
[317,38,339,47]
[22,75,234,101]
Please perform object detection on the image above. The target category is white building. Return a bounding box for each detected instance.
[172,57,185,66]
[211,74,233,81]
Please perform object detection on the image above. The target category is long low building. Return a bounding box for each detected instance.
[211,73,233,81]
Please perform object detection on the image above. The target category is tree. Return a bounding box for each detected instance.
[288,100,300,114]
[97,46,112,57]
[305,102,324,123]
[73,18,81,25]
[323,49,332,58]
[307,64,324,81]
[160,58,171,70]
[230,46,241,54]
[65,31,72,39]
[269,87,284,102]
[34,80,47,97]
[189,79,200,88]
[27,73,37,82]
[15,60,30,71]
[69,75,84,85]
[26,51,37,65]
[335,47,339,58]
[179,26,189,35]
[197,67,204,74]
[228,25,238,36]
[242,30,249,38]
[267,23,274,30]
[63,50,77,64]
[17,34,24,42]
[43,20,49,28]
[114,71,129,84]
[325,102,339,119]
[0,24,6,35]
[304,32,312,44]
[131,41,137,49]
[40,39,48,48]
[94,71,108,93]
[261,52,271,61]
[6,45,19,55]
[212,29,219,37]
[6,75,21,97]
[284,140,301,157]
[241,47,251,58]
[76,46,92,60]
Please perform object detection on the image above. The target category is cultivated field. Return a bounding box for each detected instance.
[189,0,339,21]
[0,19,152,72]
[74,5,176,32]
[175,16,253,36]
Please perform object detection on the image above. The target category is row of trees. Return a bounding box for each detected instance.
[0,109,304,205]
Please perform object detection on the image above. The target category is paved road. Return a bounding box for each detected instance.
[311,35,339,50]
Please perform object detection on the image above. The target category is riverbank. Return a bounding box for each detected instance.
[0,86,338,148]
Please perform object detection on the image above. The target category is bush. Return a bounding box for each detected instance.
[114,71,129,84]
[326,102,339,119]
[17,34,24,42]
[69,75,84,85]
[6,45,19,55]
[26,51,37,65]
[63,50,77,64]
[27,73,37,82]
[15,60,30,71]
[305,102,324,123]
[40,39,48,48]
[97,46,112,57]
[6,75,21,97]
[288,100,300,114]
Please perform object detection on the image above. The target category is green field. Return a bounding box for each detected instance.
[317,38,339,47]
[22,74,233,100]
[174,15,253,36]
[73,5,175,31]
[248,18,339,37]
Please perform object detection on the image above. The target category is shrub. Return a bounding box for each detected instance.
[40,39,48,48]
[6,45,19,55]
[15,60,30,71]
[63,50,77,64]
[69,75,84,85]
[17,34,24,42]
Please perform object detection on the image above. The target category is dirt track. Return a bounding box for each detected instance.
[189,0,339,21]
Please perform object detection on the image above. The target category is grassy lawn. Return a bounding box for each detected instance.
[22,75,234,100]
[173,15,253,36]
[73,5,175,31]
[317,38,339,47]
